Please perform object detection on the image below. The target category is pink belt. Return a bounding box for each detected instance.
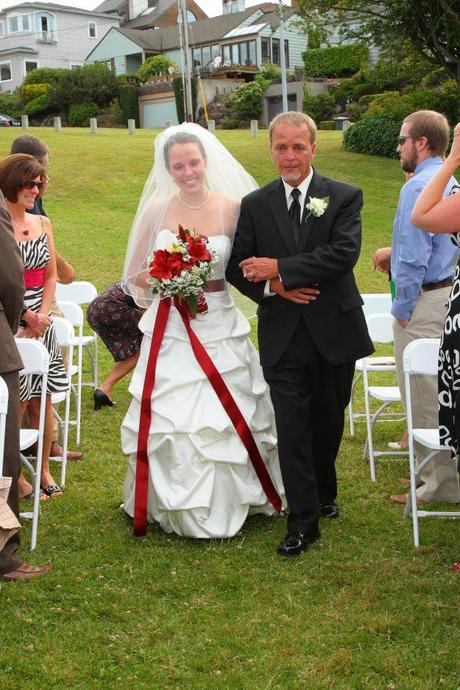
[24,268,45,288]
[205,279,226,293]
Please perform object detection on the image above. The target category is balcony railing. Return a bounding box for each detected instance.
[36,30,56,44]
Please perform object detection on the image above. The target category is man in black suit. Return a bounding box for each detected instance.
[226,112,373,556]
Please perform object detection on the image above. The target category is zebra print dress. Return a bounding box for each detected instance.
[18,231,68,400]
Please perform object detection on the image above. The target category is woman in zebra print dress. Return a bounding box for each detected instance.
[412,123,460,460]
[0,154,68,498]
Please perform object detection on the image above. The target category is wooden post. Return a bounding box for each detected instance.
[54,117,62,132]
[128,119,136,135]
[21,115,29,129]
[208,120,215,133]
[250,120,258,138]
[90,118,97,134]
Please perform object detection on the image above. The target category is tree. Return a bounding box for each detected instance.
[296,0,460,86]
[138,55,177,83]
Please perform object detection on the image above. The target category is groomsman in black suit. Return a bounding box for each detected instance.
[226,112,373,556]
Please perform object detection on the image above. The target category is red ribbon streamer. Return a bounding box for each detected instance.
[133,296,282,536]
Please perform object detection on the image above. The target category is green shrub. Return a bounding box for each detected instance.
[46,64,119,111]
[319,120,335,130]
[431,81,460,126]
[303,89,335,123]
[24,94,52,117]
[303,43,368,78]
[20,83,50,103]
[118,84,139,127]
[0,93,23,118]
[22,67,65,86]
[343,114,401,158]
[138,55,176,82]
[117,73,141,86]
[363,89,438,122]
[68,102,99,127]
[221,116,242,129]
[173,76,198,123]
[230,82,264,119]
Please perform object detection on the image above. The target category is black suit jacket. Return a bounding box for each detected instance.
[226,170,373,368]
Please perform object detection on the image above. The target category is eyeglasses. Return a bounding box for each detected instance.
[23,180,44,191]
[398,135,412,145]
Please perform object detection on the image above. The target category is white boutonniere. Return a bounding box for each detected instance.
[305,196,329,220]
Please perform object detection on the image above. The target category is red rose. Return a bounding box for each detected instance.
[149,250,186,280]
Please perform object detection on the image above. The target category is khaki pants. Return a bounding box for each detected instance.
[393,287,460,503]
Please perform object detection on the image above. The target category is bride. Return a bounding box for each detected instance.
[121,123,284,539]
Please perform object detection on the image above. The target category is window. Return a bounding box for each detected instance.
[240,42,248,66]
[0,22,4,38]
[88,21,97,39]
[249,40,256,66]
[211,45,220,60]
[25,60,38,75]
[222,45,231,64]
[8,14,30,32]
[261,37,270,63]
[70,63,82,70]
[272,38,280,65]
[284,39,289,67]
[0,62,12,82]
[192,47,201,68]
[202,45,211,67]
[231,43,239,65]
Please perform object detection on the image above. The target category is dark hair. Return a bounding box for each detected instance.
[163,132,207,169]
[0,154,45,203]
[403,110,450,157]
[10,135,49,162]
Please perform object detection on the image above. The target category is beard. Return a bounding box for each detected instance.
[282,171,302,184]
[400,145,417,174]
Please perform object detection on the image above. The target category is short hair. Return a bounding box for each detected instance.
[0,154,45,203]
[403,110,450,157]
[10,134,49,161]
[163,132,207,169]
[269,111,317,144]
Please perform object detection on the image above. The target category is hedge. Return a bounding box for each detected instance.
[303,44,369,78]
[173,76,198,123]
[68,102,99,127]
[343,114,401,159]
[119,84,139,127]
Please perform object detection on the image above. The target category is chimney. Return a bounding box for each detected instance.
[222,0,246,15]
[128,0,148,20]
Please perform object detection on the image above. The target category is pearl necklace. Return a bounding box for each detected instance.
[13,218,31,236]
[179,189,210,210]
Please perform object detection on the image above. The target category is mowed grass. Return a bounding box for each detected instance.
[0,128,458,690]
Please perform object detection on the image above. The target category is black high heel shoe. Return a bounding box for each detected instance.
[93,388,115,411]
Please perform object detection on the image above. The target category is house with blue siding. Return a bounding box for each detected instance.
[86,2,307,127]
[0,1,120,93]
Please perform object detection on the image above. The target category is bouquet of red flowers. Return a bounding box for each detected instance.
[148,225,217,317]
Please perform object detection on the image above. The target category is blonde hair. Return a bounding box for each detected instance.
[269,111,317,144]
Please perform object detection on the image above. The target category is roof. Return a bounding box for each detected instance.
[0,1,119,19]
[0,45,39,55]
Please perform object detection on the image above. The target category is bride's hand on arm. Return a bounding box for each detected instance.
[269,277,320,304]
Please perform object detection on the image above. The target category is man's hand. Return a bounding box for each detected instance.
[240,257,278,282]
[397,318,409,329]
[270,278,319,304]
[373,247,391,274]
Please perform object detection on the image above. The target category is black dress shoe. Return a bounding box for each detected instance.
[93,389,115,411]
[276,530,320,557]
[320,501,339,519]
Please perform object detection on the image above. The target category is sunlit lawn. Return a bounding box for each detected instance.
[0,127,458,690]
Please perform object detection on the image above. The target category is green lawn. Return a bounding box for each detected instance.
[0,128,458,690]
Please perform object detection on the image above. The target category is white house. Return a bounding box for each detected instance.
[0,2,120,93]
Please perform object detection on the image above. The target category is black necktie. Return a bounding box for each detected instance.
[288,188,301,248]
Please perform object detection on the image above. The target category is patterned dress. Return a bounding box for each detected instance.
[438,233,460,457]
[18,232,68,400]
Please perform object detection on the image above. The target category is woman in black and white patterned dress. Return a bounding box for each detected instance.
[0,154,68,498]
[412,123,460,460]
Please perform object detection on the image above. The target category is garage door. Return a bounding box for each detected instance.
[142,100,178,129]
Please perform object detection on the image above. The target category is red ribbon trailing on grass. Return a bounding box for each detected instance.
[133,296,282,536]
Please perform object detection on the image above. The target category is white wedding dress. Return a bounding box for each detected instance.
[121,233,285,538]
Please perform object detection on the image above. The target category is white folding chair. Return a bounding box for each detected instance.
[55,281,98,392]
[0,376,8,472]
[403,338,460,546]
[50,316,74,487]
[348,293,395,436]
[362,313,406,481]
[56,301,84,445]
[15,339,49,551]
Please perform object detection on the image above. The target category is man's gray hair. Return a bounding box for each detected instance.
[269,111,317,144]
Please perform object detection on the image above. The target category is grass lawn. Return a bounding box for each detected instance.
[0,128,458,690]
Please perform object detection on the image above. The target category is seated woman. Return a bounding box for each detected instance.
[0,154,69,498]
[87,282,144,410]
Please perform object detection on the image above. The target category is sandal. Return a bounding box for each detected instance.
[20,489,49,502]
[42,484,63,497]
